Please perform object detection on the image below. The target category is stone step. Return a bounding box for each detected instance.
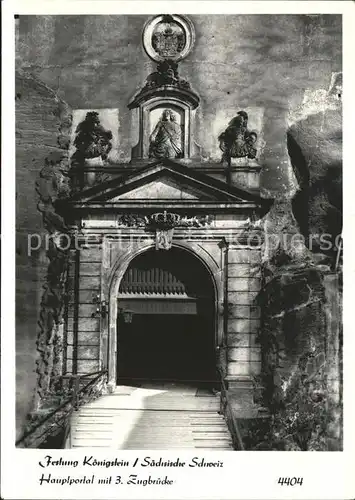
[71,418,114,424]
[72,437,113,443]
[69,384,233,450]
[190,414,224,418]
[122,444,224,450]
[74,425,227,434]
[72,421,114,426]
[73,427,113,438]
[72,441,114,447]
[81,405,221,412]
[193,448,234,451]
[73,413,114,418]
[75,415,223,424]
[83,398,219,411]
[85,394,218,401]
[113,442,232,449]
[190,419,226,423]
[193,437,232,444]
[189,419,226,424]
[78,410,220,417]
[71,442,110,449]
[74,420,224,428]
[192,430,230,436]
[194,445,233,449]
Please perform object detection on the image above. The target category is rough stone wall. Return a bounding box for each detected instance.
[255,266,341,450]
[288,93,342,266]
[247,89,343,450]
[16,69,71,439]
[17,14,341,198]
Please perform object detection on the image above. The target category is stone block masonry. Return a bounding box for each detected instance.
[225,246,262,380]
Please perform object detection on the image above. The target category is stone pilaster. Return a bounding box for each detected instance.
[223,242,262,412]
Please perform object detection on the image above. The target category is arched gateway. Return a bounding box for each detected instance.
[115,246,216,385]
[59,158,270,402]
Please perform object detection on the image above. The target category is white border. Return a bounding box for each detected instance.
[2,2,355,500]
[4,0,353,15]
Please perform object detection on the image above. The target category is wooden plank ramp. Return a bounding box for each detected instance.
[69,384,234,450]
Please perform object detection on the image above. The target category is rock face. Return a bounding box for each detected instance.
[16,69,72,440]
[244,76,343,451]
[287,90,342,267]
[248,80,343,451]
[254,266,342,450]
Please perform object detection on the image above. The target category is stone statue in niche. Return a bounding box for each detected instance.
[71,111,112,166]
[149,109,182,159]
[218,111,258,163]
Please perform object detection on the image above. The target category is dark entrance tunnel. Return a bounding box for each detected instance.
[116,247,216,385]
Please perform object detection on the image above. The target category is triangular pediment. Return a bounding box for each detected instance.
[65,159,268,208]
[112,177,201,201]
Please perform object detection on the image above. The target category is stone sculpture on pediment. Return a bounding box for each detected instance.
[71,111,113,166]
[219,111,258,163]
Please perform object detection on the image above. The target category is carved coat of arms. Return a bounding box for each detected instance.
[152,24,185,59]
[155,228,174,250]
[142,15,195,64]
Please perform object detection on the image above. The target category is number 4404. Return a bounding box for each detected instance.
[278,477,303,486]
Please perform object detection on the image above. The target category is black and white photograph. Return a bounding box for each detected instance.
[2,1,354,499]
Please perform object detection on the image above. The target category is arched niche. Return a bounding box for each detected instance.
[142,98,189,159]
[128,85,200,161]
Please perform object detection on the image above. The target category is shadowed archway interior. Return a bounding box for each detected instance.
[116,247,216,385]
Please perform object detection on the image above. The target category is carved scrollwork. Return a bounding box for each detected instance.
[144,60,191,91]
[116,211,213,229]
[116,212,213,251]
[128,59,199,111]
[149,211,213,229]
[177,214,213,228]
[117,214,148,228]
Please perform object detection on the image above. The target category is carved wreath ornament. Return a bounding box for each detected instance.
[116,211,213,250]
[117,211,212,229]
